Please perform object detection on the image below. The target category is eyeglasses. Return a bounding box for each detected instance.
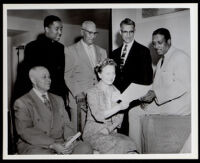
[121,30,134,35]
[81,28,99,35]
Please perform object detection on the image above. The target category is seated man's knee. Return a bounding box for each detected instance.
[73,141,93,154]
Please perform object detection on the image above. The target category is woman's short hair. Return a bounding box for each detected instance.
[94,58,117,74]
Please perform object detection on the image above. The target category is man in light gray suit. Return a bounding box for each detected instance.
[14,66,92,154]
[65,21,107,132]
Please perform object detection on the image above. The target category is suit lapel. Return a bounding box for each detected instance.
[29,90,47,112]
[94,45,101,64]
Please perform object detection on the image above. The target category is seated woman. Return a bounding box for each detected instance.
[82,58,138,154]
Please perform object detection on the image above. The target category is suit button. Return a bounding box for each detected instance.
[44,131,47,134]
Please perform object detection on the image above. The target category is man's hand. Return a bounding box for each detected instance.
[140,90,156,103]
[62,143,74,154]
[75,92,87,111]
[50,142,66,154]
[75,92,86,103]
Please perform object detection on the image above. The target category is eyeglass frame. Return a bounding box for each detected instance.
[81,28,99,35]
[120,30,134,35]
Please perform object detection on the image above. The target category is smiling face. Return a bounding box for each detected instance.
[81,23,97,45]
[45,21,63,41]
[30,67,51,93]
[98,65,116,86]
[152,34,171,56]
[120,24,135,44]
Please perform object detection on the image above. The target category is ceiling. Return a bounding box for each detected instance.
[7,9,111,29]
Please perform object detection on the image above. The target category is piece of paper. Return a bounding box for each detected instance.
[120,83,152,103]
[64,132,81,148]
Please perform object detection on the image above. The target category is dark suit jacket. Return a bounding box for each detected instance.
[14,90,75,154]
[111,41,153,93]
[13,34,68,103]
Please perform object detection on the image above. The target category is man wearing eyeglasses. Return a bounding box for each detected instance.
[65,20,107,132]
[111,18,153,136]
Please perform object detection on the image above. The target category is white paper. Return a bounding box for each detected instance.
[64,132,81,148]
[120,83,152,103]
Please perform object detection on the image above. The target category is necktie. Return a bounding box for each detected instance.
[120,44,128,70]
[160,56,165,68]
[42,94,51,110]
[88,46,96,68]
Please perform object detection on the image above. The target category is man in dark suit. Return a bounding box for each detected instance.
[14,66,92,154]
[12,15,70,117]
[110,18,153,136]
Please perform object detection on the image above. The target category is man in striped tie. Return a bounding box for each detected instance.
[111,18,153,136]
[13,66,92,154]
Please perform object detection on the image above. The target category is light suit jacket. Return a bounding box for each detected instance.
[64,40,107,97]
[83,83,123,139]
[152,46,191,115]
[14,89,75,154]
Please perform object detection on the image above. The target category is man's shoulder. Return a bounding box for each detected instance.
[48,92,63,101]
[134,41,149,51]
[14,91,33,105]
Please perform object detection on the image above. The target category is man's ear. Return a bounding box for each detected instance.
[30,77,36,85]
[98,73,102,79]
[44,27,49,33]
[80,29,84,36]
[167,39,171,46]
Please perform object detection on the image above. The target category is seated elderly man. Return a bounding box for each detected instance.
[14,66,92,154]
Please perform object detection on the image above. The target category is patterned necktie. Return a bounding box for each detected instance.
[120,44,128,70]
[42,94,51,110]
[160,56,165,68]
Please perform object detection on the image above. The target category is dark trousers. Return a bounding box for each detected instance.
[118,110,129,136]
[117,99,142,136]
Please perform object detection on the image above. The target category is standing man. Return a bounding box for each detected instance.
[131,28,191,153]
[64,20,107,131]
[14,66,92,154]
[111,18,153,136]
[13,15,70,117]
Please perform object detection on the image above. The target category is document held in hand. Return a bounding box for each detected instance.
[64,132,81,148]
[120,83,152,103]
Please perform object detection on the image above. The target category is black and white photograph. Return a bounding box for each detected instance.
[2,2,198,160]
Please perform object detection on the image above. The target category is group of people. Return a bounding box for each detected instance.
[12,15,191,155]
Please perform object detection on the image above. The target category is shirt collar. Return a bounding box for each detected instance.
[123,39,134,49]
[81,39,94,49]
[33,88,49,102]
[163,45,174,60]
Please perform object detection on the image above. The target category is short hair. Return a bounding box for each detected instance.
[81,20,96,29]
[95,58,117,74]
[152,28,171,41]
[120,18,135,28]
[44,15,62,28]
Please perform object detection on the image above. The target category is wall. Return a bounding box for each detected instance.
[112,9,191,67]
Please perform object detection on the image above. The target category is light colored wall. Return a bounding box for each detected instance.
[8,16,109,50]
[112,9,190,66]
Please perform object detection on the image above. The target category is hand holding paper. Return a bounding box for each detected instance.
[140,90,156,103]
[120,83,152,103]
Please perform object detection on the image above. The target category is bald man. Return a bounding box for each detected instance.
[14,66,92,154]
[65,21,107,131]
